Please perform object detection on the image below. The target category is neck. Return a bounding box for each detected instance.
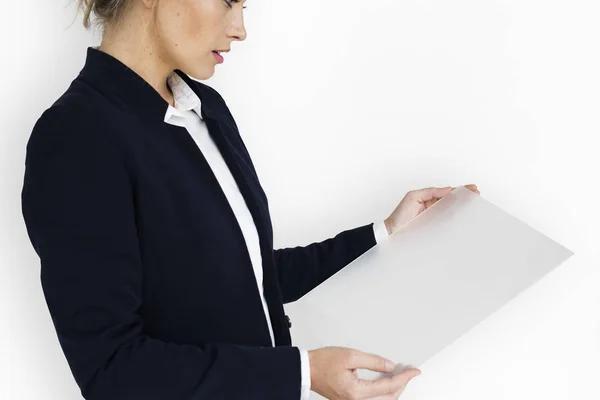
[99,22,175,107]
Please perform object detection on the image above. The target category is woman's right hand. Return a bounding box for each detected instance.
[308,347,421,399]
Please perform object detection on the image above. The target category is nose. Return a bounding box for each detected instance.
[227,11,247,42]
[230,30,246,42]
[228,25,247,42]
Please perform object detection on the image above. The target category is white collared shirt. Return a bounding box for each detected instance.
[163,70,390,399]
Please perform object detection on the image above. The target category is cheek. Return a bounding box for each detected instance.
[168,14,213,56]
[156,0,224,67]
[156,4,196,49]
[180,1,225,46]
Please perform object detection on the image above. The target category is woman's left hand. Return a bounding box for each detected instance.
[384,184,480,235]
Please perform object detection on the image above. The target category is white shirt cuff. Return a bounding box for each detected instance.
[373,220,389,244]
[299,347,311,399]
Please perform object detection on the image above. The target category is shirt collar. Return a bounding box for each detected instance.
[164,70,203,124]
[79,46,215,125]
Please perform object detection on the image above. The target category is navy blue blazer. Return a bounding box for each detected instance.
[21,47,377,400]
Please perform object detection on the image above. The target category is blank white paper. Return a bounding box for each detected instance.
[296,186,574,379]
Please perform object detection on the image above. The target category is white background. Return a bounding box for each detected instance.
[1,0,598,399]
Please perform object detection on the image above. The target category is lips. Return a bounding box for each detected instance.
[212,49,228,63]
[212,51,224,63]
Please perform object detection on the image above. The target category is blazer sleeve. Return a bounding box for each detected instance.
[273,223,377,304]
[21,107,302,400]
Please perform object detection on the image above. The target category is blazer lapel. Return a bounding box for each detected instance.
[201,114,269,243]
[175,74,291,345]
[202,114,291,346]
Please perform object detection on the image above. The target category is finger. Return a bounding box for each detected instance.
[346,350,396,373]
[411,186,453,203]
[355,375,398,398]
[463,184,479,194]
[424,198,440,209]
[356,368,421,399]
[386,368,421,396]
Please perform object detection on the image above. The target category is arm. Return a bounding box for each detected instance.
[282,221,389,397]
[21,107,302,400]
[273,221,386,304]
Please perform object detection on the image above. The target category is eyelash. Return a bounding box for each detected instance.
[225,0,247,9]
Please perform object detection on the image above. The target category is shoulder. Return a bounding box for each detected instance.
[27,76,128,159]
[26,86,122,171]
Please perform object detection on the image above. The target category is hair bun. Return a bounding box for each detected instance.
[77,0,128,30]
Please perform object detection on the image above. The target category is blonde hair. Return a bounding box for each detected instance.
[76,0,131,31]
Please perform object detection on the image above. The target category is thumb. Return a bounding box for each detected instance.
[395,368,422,381]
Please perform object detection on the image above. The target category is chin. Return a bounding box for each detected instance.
[179,67,212,82]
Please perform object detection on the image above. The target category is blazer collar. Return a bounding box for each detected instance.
[78,46,219,124]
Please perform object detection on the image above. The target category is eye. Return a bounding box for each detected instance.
[224,0,247,9]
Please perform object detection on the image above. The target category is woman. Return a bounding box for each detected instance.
[21,0,479,399]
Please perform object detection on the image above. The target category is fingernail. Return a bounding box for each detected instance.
[386,360,396,370]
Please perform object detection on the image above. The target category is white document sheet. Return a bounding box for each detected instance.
[295,186,574,380]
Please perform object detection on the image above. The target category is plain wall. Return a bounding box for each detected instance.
[1,0,598,398]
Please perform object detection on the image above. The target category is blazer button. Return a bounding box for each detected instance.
[285,315,292,328]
